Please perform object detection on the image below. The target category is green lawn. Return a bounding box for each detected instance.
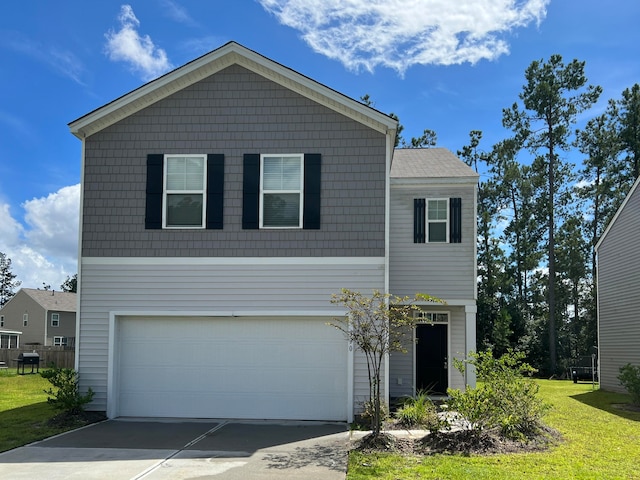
[0,371,80,452]
[349,380,640,479]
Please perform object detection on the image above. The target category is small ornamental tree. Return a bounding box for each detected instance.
[330,289,442,437]
[41,367,94,415]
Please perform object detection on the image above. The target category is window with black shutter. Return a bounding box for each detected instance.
[413,197,462,243]
[243,153,321,230]
[145,153,224,229]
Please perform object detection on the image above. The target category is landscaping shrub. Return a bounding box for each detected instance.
[447,350,550,440]
[395,390,447,433]
[41,367,94,415]
[618,363,640,405]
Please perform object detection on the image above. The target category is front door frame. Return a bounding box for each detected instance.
[413,311,450,396]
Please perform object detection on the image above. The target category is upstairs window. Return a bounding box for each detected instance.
[242,153,321,230]
[164,155,206,228]
[51,313,60,327]
[146,154,224,230]
[427,199,448,242]
[0,315,3,327]
[23,313,28,327]
[261,154,304,228]
[414,197,462,244]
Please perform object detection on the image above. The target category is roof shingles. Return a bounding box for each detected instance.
[22,289,76,312]
[391,148,478,179]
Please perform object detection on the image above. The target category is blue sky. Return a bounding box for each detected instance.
[1,0,639,289]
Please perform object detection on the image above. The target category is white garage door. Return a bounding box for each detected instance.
[116,316,348,421]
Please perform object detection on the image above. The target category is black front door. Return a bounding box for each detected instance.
[416,323,448,394]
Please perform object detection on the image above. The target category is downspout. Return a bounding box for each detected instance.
[74,136,86,371]
[44,308,48,346]
[383,128,394,410]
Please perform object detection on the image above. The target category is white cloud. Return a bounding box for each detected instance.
[104,5,173,81]
[162,0,199,27]
[259,0,550,74]
[0,185,79,291]
[1,31,85,85]
[23,185,80,261]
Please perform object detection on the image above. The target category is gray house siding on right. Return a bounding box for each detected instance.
[81,64,386,259]
[597,178,640,392]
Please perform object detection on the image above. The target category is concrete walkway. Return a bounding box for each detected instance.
[0,419,349,479]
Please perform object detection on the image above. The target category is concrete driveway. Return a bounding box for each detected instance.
[0,419,349,479]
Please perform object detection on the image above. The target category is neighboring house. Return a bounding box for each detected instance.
[595,175,640,392]
[0,288,77,348]
[69,41,477,422]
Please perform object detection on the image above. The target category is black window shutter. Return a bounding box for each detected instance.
[242,154,260,229]
[450,197,462,243]
[303,153,321,229]
[206,154,224,229]
[145,154,164,229]
[414,198,426,243]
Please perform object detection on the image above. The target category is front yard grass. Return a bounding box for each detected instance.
[348,380,640,479]
[0,371,91,452]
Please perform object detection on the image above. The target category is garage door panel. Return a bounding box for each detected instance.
[117,316,348,420]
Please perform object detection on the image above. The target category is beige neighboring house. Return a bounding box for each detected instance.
[0,288,77,348]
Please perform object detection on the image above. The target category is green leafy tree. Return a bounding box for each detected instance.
[0,252,21,307]
[329,289,442,437]
[502,54,601,374]
[403,128,437,148]
[61,274,78,293]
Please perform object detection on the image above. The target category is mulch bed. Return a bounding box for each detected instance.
[354,424,562,456]
[47,410,107,429]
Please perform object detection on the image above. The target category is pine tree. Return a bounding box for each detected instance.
[0,252,21,306]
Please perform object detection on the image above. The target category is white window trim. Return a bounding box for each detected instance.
[51,313,60,327]
[413,311,450,323]
[53,336,67,346]
[426,198,449,243]
[162,154,207,229]
[23,313,28,327]
[260,153,304,229]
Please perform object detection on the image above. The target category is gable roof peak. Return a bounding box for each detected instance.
[69,41,397,140]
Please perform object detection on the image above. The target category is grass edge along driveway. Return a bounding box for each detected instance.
[348,380,640,480]
[0,372,89,453]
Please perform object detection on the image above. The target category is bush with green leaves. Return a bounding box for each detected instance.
[447,350,550,440]
[395,390,447,433]
[41,367,94,415]
[618,363,640,405]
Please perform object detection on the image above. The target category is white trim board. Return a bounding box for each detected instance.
[82,256,385,266]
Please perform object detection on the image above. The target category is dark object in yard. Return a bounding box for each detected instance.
[569,355,598,383]
[15,352,40,375]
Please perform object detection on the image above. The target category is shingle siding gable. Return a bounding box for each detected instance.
[82,64,386,258]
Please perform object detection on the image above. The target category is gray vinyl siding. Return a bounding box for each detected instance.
[597,183,640,392]
[389,184,476,300]
[81,64,386,258]
[389,306,466,399]
[78,259,384,411]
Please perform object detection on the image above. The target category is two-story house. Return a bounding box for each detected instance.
[69,42,477,422]
[0,288,76,347]
[596,175,640,392]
